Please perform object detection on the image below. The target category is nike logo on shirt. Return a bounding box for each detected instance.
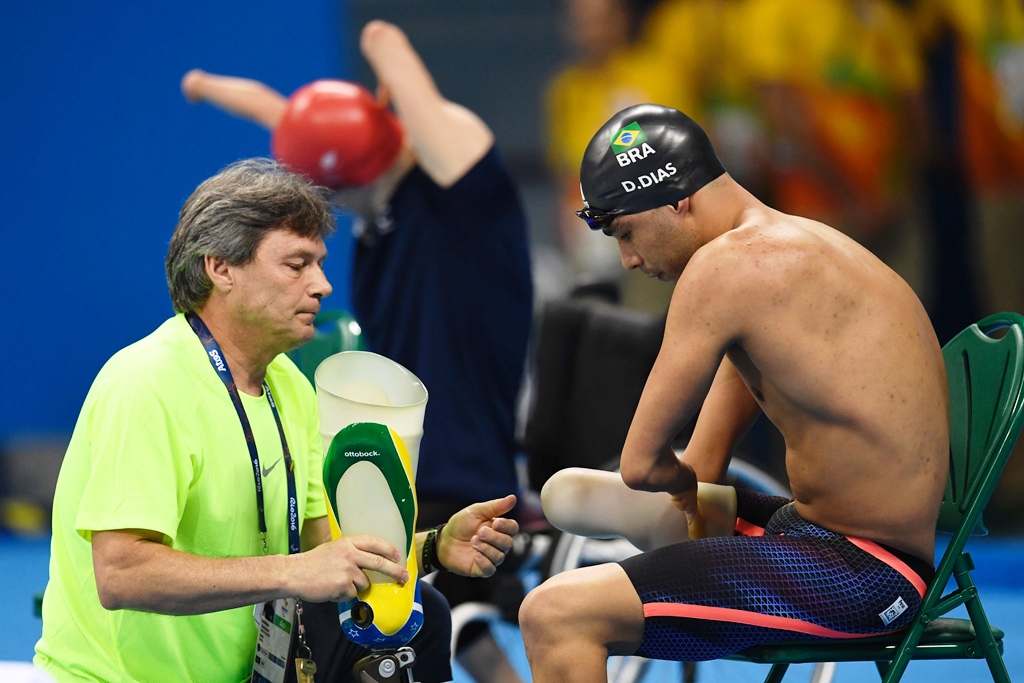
[262,457,282,477]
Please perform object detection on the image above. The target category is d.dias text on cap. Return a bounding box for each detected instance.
[621,162,678,193]
[614,141,679,194]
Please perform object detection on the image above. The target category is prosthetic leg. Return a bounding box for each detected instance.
[323,422,422,683]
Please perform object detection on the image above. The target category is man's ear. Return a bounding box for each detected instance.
[204,254,234,293]
[671,197,690,216]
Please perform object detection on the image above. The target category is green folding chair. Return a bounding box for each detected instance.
[726,311,1024,683]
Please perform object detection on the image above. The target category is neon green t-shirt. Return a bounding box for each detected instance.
[34,314,328,682]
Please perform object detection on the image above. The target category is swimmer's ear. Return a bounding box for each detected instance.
[669,197,689,217]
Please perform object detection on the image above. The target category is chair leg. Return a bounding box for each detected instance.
[880,619,928,682]
[763,662,790,683]
[961,594,1011,682]
[983,652,1013,683]
[810,662,836,683]
[955,559,1012,683]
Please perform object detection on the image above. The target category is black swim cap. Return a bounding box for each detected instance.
[577,104,726,230]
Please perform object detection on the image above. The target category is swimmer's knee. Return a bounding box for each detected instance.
[521,565,646,659]
[519,571,587,645]
[519,576,563,633]
[520,565,637,633]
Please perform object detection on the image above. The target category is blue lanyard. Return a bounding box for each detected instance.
[186,312,301,556]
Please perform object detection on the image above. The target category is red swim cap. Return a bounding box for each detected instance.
[271,79,404,188]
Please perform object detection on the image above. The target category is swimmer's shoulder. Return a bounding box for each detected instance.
[689,211,822,280]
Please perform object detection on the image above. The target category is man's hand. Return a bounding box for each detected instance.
[436,494,519,578]
[288,535,409,603]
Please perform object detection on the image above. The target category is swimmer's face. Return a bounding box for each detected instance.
[602,205,697,281]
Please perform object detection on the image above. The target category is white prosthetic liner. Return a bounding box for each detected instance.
[315,351,428,476]
[541,468,738,552]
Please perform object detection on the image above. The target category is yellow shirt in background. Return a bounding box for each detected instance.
[922,0,1024,193]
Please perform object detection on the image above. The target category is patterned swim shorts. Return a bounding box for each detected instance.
[618,488,934,661]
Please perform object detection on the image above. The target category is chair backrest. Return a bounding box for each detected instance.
[938,311,1024,546]
[521,297,665,489]
[520,296,788,491]
[287,309,366,386]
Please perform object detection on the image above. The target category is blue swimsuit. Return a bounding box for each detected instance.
[619,489,935,661]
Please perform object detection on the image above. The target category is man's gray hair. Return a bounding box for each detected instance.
[166,158,336,312]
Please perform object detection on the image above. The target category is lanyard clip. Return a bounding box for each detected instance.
[261,531,269,555]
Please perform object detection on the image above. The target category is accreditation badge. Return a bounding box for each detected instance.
[251,598,296,683]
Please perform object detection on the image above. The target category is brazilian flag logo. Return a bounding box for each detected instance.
[610,121,647,154]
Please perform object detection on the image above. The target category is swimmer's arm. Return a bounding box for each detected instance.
[620,271,737,499]
[360,20,493,187]
[620,240,761,495]
[682,357,762,483]
[541,467,736,549]
[619,352,717,504]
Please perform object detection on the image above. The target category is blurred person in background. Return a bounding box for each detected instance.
[640,0,773,204]
[544,0,695,314]
[734,0,932,299]
[918,0,1024,328]
[596,0,929,309]
[918,0,1024,532]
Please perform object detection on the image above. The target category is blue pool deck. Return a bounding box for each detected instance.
[4,534,1023,682]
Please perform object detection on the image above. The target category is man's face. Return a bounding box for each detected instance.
[602,206,696,281]
[228,229,332,353]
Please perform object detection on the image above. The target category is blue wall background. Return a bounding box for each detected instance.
[0,2,355,438]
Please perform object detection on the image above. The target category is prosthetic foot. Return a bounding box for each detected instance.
[353,647,416,683]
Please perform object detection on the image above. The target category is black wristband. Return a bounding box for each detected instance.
[422,522,447,573]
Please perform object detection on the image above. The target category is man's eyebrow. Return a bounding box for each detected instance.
[283,247,327,261]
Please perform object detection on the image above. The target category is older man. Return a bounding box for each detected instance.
[35,159,518,683]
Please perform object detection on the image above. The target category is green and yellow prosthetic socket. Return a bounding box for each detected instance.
[322,422,423,647]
